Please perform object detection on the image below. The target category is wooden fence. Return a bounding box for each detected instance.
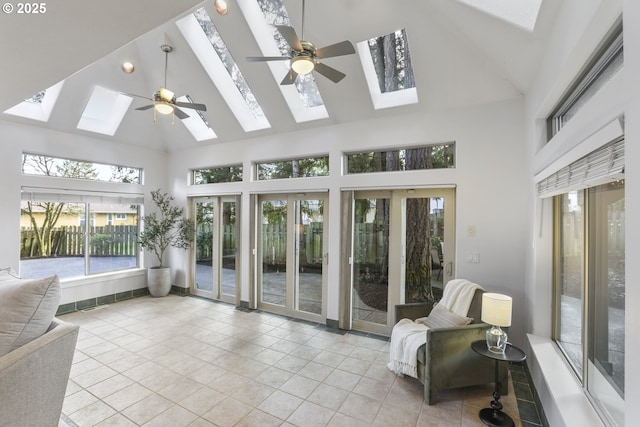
[20,225,138,259]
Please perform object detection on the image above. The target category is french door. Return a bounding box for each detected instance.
[192,196,238,304]
[256,193,327,323]
[349,188,455,336]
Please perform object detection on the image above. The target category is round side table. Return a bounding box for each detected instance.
[471,340,526,427]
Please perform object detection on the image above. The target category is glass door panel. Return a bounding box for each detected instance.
[350,188,454,336]
[220,201,237,299]
[404,196,446,302]
[194,200,214,296]
[260,199,287,307]
[257,194,327,322]
[352,196,390,326]
[192,197,238,303]
[295,199,324,315]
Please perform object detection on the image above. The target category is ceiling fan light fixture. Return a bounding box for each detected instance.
[154,102,174,115]
[291,56,314,75]
[214,0,228,15]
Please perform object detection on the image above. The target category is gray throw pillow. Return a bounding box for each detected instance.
[418,303,472,328]
[0,275,61,357]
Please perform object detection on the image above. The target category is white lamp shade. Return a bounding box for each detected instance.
[481,293,512,327]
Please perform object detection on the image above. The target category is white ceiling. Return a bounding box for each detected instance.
[0,0,560,152]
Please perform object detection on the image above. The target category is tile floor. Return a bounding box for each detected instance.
[58,295,525,426]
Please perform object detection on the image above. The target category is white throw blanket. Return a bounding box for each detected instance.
[387,279,484,378]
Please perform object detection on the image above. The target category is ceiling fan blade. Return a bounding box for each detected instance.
[314,62,346,83]
[280,69,298,85]
[122,92,153,101]
[315,40,356,59]
[135,104,154,111]
[246,56,290,62]
[174,107,189,120]
[174,101,207,111]
[276,25,303,51]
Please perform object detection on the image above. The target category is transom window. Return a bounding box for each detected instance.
[256,156,329,180]
[345,144,454,174]
[22,153,142,184]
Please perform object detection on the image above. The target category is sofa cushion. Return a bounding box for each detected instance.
[417,303,472,329]
[0,275,61,357]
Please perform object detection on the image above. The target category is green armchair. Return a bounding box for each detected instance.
[394,288,508,404]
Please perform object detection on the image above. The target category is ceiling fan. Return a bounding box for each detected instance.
[126,44,207,122]
[246,0,355,85]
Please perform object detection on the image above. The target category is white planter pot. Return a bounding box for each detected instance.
[147,267,171,297]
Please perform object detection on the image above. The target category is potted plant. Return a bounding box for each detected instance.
[138,189,195,297]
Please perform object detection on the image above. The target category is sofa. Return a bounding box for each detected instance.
[394,287,508,404]
[0,271,79,426]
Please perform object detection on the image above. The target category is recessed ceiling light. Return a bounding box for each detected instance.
[121,62,135,74]
[214,0,228,15]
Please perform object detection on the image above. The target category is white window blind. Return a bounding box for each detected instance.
[21,187,144,205]
[537,138,624,198]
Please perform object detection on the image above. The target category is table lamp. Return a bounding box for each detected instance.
[481,293,512,353]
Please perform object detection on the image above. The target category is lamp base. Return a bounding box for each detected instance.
[486,326,508,353]
[479,408,515,427]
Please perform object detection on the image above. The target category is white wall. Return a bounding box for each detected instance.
[0,120,169,303]
[170,97,529,345]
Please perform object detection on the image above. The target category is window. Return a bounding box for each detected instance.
[256,156,329,180]
[547,22,623,139]
[20,198,140,279]
[551,145,625,426]
[22,153,142,184]
[345,144,454,174]
[193,165,243,184]
[357,29,418,110]
[19,153,143,279]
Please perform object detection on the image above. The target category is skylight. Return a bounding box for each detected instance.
[456,0,542,32]
[357,29,418,110]
[3,81,64,122]
[237,0,329,123]
[76,86,132,136]
[176,7,270,132]
[177,95,217,141]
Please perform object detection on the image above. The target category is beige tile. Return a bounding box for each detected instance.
[203,397,253,427]
[187,417,217,427]
[63,389,99,415]
[102,382,154,412]
[73,365,119,388]
[307,383,350,411]
[235,409,283,427]
[288,401,336,427]
[338,392,382,424]
[179,386,226,416]
[324,369,361,391]
[138,367,184,392]
[373,401,420,427]
[327,412,371,427]
[313,350,345,368]
[94,413,138,427]
[87,374,135,399]
[257,390,303,420]
[230,379,276,406]
[143,405,199,427]
[352,376,392,402]
[158,376,203,403]
[298,361,334,382]
[69,400,117,426]
[254,365,294,388]
[279,374,320,399]
[121,393,173,425]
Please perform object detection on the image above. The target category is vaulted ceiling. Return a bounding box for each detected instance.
[0,0,560,152]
